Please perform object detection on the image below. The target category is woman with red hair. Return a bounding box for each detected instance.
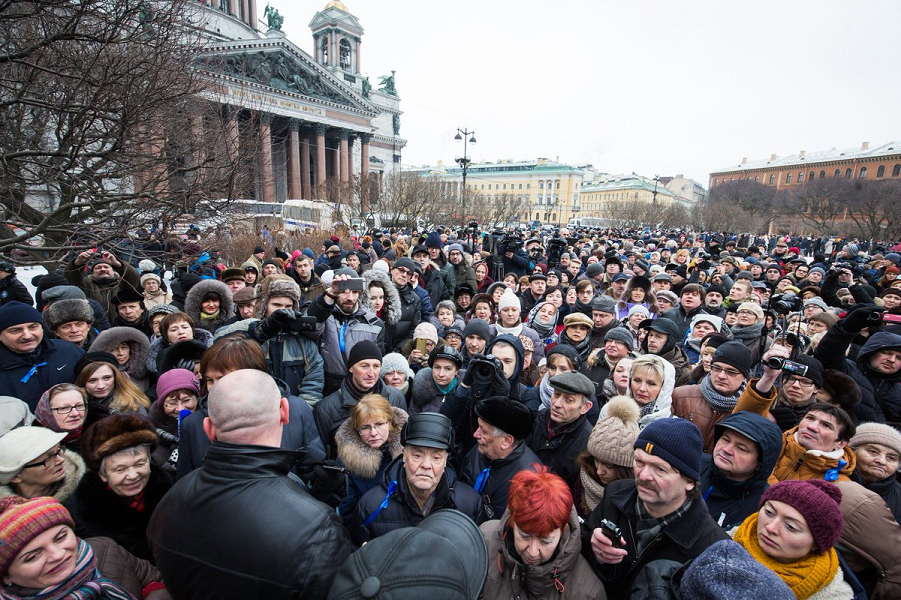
[479,465,605,599]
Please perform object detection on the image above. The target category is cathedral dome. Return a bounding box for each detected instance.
[324,0,349,12]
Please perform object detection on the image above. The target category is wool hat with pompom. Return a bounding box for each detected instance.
[587,396,641,467]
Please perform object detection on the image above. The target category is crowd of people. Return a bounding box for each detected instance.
[0,225,900,599]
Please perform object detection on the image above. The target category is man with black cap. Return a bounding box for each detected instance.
[671,341,754,453]
[387,257,424,352]
[699,410,783,530]
[460,317,492,368]
[111,287,152,337]
[304,269,387,394]
[353,412,485,544]
[425,232,456,295]
[639,317,691,387]
[704,284,727,318]
[412,244,450,310]
[332,509,487,600]
[461,397,539,519]
[0,263,33,307]
[0,301,84,410]
[652,273,672,294]
[526,371,595,490]
[589,295,621,347]
[314,339,407,458]
[64,249,142,320]
[585,418,729,600]
[518,272,546,316]
[661,283,708,338]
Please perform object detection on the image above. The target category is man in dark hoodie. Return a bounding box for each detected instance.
[661,283,709,338]
[699,411,783,530]
[442,333,525,460]
[815,304,901,424]
[639,317,691,387]
[460,317,492,368]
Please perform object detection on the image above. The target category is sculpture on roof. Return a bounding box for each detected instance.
[392,114,400,135]
[361,76,371,98]
[264,4,284,31]
[378,71,397,97]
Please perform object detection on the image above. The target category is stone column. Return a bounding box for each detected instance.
[226,108,241,162]
[360,133,371,212]
[355,38,361,73]
[248,0,258,30]
[332,136,341,183]
[286,119,302,200]
[259,114,275,202]
[331,31,338,68]
[339,131,350,183]
[242,0,250,25]
[228,0,238,17]
[301,133,312,200]
[314,124,327,199]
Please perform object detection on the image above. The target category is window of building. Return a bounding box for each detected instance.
[518,183,523,189]
[859,167,867,179]
[503,184,506,190]
[785,173,792,184]
[714,179,718,186]
[834,169,841,178]
[538,182,544,189]
[527,183,531,189]
[556,181,560,189]
[339,39,352,70]
[877,165,885,178]
[819,171,826,178]
[809,171,815,181]
[769,174,775,184]
[894,164,901,177]
[845,168,852,178]
[754,175,759,182]
[797,172,803,183]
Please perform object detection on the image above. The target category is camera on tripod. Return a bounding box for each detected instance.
[499,234,523,254]
[546,232,567,268]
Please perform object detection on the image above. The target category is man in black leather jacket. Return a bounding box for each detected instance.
[148,370,352,599]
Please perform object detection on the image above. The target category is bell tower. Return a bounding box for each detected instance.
[309,1,364,75]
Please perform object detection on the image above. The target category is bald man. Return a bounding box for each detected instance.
[148,370,352,599]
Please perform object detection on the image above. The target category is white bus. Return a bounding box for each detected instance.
[282,199,333,232]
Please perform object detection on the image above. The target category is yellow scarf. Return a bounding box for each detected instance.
[200,309,220,320]
[733,512,838,599]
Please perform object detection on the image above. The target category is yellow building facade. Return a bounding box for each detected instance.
[579,174,676,215]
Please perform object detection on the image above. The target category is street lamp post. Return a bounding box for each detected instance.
[454,128,476,212]
[652,174,660,206]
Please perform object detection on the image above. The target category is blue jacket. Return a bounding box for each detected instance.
[0,337,84,410]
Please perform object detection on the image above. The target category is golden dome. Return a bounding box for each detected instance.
[324,0,349,11]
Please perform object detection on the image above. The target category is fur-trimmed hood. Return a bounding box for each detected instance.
[0,449,85,503]
[184,279,235,323]
[335,406,407,479]
[361,269,402,326]
[89,326,151,381]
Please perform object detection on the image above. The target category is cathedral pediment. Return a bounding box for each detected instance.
[196,40,377,117]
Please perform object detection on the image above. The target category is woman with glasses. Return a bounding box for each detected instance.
[0,426,85,502]
[149,369,200,472]
[34,384,89,452]
[334,394,407,525]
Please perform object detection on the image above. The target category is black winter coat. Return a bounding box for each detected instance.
[526,410,592,491]
[0,274,33,306]
[698,410,784,531]
[419,266,450,319]
[0,337,84,410]
[314,378,407,458]
[460,441,540,520]
[582,480,730,600]
[816,327,901,424]
[148,444,352,599]
[661,305,709,339]
[65,467,171,561]
[352,454,485,545]
[391,283,422,352]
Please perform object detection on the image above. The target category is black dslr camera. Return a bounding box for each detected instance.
[469,354,503,385]
[769,293,802,315]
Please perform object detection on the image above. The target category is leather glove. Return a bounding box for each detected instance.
[310,461,347,506]
[841,303,883,333]
[259,308,295,338]
[491,367,512,397]
[461,354,483,387]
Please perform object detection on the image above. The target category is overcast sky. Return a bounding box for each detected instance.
[272,0,901,186]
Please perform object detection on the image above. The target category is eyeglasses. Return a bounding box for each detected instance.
[22,447,64,469]
[394,268,413,277]
[358,421,389,434]
[783,375,816,389]
[50,403,86,415]
[710,364,743,377]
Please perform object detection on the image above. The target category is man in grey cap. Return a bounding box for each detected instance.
[589,295,621,347]
[802,296,828,319]
[446,243,477,295]
[652,273,672,294]
[353,412,485,544]
[526,371,595,490]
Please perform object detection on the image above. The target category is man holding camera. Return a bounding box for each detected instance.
[815,304,901,424]
[304,268,386,395]
[584,418,728,600]
[65,249,142,320]
[498,234,532,279]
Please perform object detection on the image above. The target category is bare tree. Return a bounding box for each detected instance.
[0,0,256,260]
[784,177,856,235]
[843,179,901,243]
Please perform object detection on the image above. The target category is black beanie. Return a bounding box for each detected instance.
[789,355,824,388]
[711,341,753,378]
[348,340,382,368]
[462,318,491,342]
[706,284,727,298]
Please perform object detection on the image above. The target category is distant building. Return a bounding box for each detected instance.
[659,175,707,206]
[709,141,901,191]
[579,173,677,215]
[408,158,585,226]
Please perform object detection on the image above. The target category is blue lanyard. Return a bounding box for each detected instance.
[362,480,397,526]
[703,485,714,501]
[339,322,348,355]
[474,467,491,494]
[824,459,847,482]
[20,362,47,384]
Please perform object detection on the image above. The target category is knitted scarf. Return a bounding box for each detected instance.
[526,303,557,339]
[733,513,838,600]
[700,374,745,412]
[579,468,606,513]
[494,321,523,337]
[0,539,135,600]
[199,309,221,320]
[539,375,555,410]
[730,321,764,343]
